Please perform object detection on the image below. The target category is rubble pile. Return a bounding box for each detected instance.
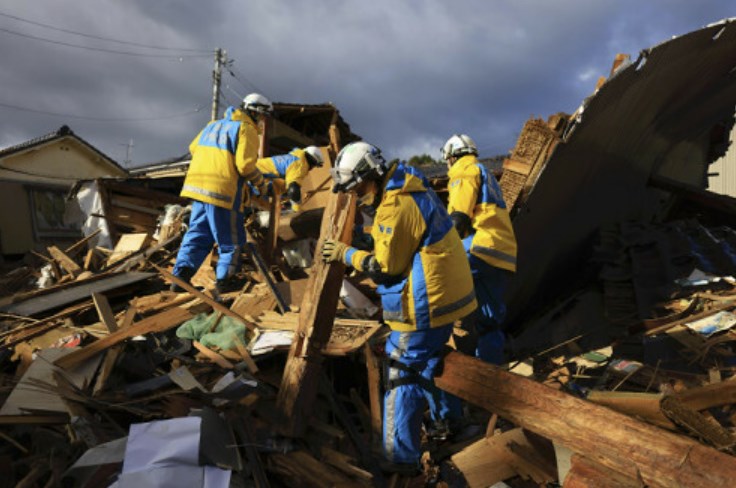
[2,18,736,487]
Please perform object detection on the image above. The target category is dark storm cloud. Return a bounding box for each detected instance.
[0,1,733,167]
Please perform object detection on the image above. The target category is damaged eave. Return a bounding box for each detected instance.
[506,18,736,326]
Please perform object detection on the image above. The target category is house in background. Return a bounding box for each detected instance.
[0,125,127,257]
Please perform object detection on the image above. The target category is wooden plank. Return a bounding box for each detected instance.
[564,454,644,488]
[321,446,373,482]
[645,300,736,336]
[268,450,361,487]
[92,347,122,397]
[93,304,136,396]
[451,428,526,487]
[586,391,674,430]
[1,301,93,350]
[434,351,736,487]
[47,246,81,277]
[229,409,271,488]
[232,333,259,374]
[193,341,234,369]
[154,264,257,332]
[364,344,383,449]
[275,191,356,436]
[0,348,101,417]
[92,293,118,333]
[106,233,150,266]
[502,157,532,176]
[246,242,289,313]
[64,228,102,258]
[676,376,736,410]
[54,306,192,370]
[265,190,281,263]
[83,248,95,271]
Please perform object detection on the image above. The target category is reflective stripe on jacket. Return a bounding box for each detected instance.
[181,106,260,211]
[348,163,477,332]
[447,154,517,272]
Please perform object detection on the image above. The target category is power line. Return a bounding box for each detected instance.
[219,91,238,108]
[0,163,81,181]
[0,25,211,58]
[226,65,264,94]
[0,10,211,52]
[0,100,205,121]
[223,83,244,103]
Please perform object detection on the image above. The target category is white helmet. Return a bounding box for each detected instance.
[304,146,324,167]
[441,134,478,161]
[331,142,387,192]
[242,92,273,115]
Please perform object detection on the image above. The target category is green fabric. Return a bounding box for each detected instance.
[176,312,248,351]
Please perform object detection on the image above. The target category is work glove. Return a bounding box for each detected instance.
[321,239,348,264]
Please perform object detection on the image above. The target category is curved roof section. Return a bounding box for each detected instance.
[507,18,736,325]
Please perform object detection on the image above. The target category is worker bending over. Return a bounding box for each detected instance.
[254,145,324,211]
[171,93,272,293]
[321,142,477,472]
[442,134,517,364]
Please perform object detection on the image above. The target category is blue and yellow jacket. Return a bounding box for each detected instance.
[256,148,311,210]
[447,154,517,272]
[256,148,311,188]
[343,163,477,332]
[181,107,264,211]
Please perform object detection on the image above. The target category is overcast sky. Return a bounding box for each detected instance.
[0,1,733,168]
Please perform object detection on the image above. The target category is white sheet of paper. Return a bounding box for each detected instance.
[118,417,231,488]
[123,417,201,471]
[250,330,294,355]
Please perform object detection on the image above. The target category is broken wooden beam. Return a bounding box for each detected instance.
[47,246,81,277]
[275,191,355,437]
[154,264,257,332]
[54,306,192,370]
[434,351,736,487]
[563,454,643,488]
[245,241,289,314]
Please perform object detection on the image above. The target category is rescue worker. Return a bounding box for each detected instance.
[171,93,273,293]
[321,142,477,471]
[254,145,324,211]
[441,134,518,364]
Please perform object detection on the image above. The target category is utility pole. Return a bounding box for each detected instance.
[211,48,226,121]
[119,139,134,167]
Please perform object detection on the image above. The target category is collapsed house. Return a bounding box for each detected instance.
[2,18,736,488]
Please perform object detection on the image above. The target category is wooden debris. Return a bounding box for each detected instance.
[47,246,81,278]
[276,190,356,437]
[105,232,150,266]
[154,264,257,333]
[435,351,736,487]
[91,292,118,333]
[54,306,192,370]
[193,340,235,369]
[564,454,644,488]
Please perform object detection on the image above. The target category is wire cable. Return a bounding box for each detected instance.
[226,65,264,94]
[0,26,211,58]
[0,100,205,121]
[0,10,211,52]
[219,91,238,108]
[223,83,244,103]
[0,163,84,181]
